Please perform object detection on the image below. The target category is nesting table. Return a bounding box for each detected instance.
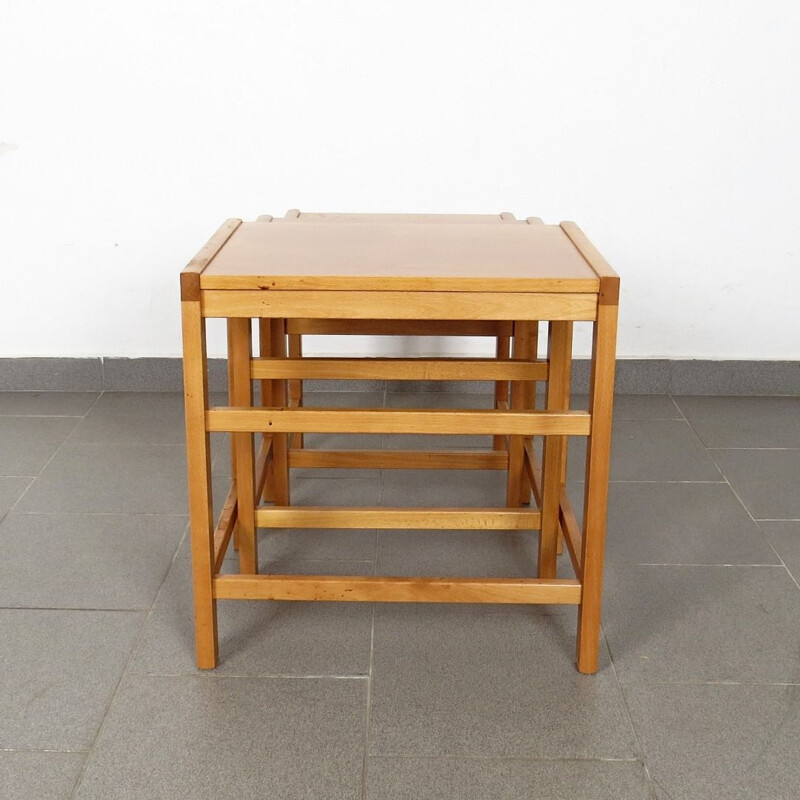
[181,215,619,674]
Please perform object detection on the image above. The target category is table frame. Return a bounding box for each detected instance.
[181,217,619,674]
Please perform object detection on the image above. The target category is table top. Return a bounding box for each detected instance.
[193,220,609,294]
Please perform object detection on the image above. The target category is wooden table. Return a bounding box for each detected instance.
[181,216,619,674]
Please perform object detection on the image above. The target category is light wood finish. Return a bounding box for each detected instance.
[576,301,618,673]
[251,357,548,382]
[181,299,217,668]
[506,321,536,507]
[200,222,600,292]
[559,488,584,581]
[228,318,257,574]
[287,331,303,449]
[214,574,581,604]
[288,449,508,470]
[286,319,514,336]
[202,289,598,322]
[269,318,290,506]
[255,507,541,530]
[207,407,591,436]
[539,321,573,579]
[181,214,619,675]
[493,334,511,451]
[213,485,237,574]
[180,219,241,301]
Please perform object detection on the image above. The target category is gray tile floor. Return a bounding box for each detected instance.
[1,390,798,799]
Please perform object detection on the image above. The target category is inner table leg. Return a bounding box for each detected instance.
[270,317,291,506]
[229,318,258,574]
[539,321,572,579]
[258,319,274,503]
[288,332,303,450]
[493,333,510,452]
[520,322,539,506]
[576,302,618,674]
[506,321,535,507]
[181,299,218,669]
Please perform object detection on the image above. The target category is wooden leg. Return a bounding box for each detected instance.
[539,322,572,579]
[520,322,539,505]
[493,334,510,452]
[229,318,258,574]
[270,318,290,506]
[556,322,573,556]
[506,322,535,507]
[288,332,303,449]
[181,299,218,669]
[576,303,618,674]
[258,319,275,503]
[226,325,240,552]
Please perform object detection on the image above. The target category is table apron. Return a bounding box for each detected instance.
[200,290,598,321]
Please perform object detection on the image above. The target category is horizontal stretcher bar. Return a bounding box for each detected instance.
[254,506,542,530]
[251,357,548,382]
[213,574,582,604]
[201,290,598,321]
[288,449,509,470]
[285,319,515,336]
[207,407,591,436]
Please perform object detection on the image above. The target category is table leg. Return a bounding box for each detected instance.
[520,322,539,506]
[181,299,218,668]
[229,318,258,574]
[270,318,291,506]
[493,334,510,452]
[288,332,304,450]
[539,321,572,578]
[506,321,535,507]
[258,319,275,503]
[576,302,618,674]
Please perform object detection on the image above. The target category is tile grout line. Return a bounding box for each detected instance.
[602,630,658,798]
[4,392,105,518]
[360,605,376,800]
[671,396,800,593]
[66,455,182,800]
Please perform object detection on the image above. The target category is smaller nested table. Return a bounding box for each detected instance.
[181,216,619,674]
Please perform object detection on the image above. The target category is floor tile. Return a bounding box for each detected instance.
[573,393,681,420]
[384,392,493,450]
[0,391,99,416]
[68,392,224,446]
[675,395,800,448]
[569,420,722,483]
[605,482,779,565]
[711,449,800,519]
[257,526,377,562]
[0,750,86,800]
[130,558,374,676]
[0,513,185,609]
[759,521,800,584]
[0,416,79,476]
[366,757,651,800]
[73,675,366,800]
[0,609,144,749]
[301,391,386,458]
[0,476,33,519]
[381,469,507,507]
[376,529,541,578]
[625,683,800,800]
[368,605,637,758]
[176,520,377,563]
[603,565,800,683]
[16,444,188,514]
[291,476,382,507]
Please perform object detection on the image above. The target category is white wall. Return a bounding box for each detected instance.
[2,0,798,360]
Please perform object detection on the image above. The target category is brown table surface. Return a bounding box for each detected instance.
[199,221,602,293]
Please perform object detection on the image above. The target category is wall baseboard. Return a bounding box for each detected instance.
[1,357,798,395]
